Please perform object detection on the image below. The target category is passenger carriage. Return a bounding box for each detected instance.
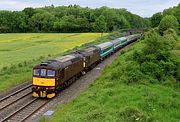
[111,37,128,51]
[95,42,114,60]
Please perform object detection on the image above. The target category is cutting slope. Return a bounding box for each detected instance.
[51,33,180,122]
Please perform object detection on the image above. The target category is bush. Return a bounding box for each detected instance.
[126,29,179,84]
[110,29,179,84]
[159,15,179,35]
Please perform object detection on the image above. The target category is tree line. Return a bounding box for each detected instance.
[151,3,180,30]
[0,5,150,33]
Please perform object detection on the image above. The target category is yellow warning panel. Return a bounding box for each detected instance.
[33,77,55,86]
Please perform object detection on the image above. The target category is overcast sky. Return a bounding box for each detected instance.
[0,0,179,17]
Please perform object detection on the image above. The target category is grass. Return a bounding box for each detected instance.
[0,33,108,92]
[50,36,180,122]
[0,33,105,69]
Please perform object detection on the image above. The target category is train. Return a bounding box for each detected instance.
[32,34,141,98]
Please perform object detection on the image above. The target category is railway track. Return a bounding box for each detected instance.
[1,98,50,122]
[0,84,32,111]
[0,84,50,122]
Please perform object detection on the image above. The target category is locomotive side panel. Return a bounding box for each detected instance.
[62,59,83,82]
[77,47,100,69]
[85,49,100,68]
[91,49,100,65]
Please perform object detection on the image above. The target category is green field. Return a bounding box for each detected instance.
[50,33,180,122]
[0,33,104,69]
[0,33,106,91]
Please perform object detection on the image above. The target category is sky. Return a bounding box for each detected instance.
[0,0,179,17]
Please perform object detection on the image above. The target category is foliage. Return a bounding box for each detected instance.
[93,15,107,33]
[151,12,163,27]
[150,4,180,29]
[29,12,55,32]
[132,30,179,83]
[163,3,180,23]
[113,15,130,30]
[53,15,89,32]
[51,31,180,122]
[0,5,150,33]
[159,15,179,34]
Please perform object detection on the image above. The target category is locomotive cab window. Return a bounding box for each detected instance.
[33,69,40,76]
[41,69,46,76]
[47,70,55,77]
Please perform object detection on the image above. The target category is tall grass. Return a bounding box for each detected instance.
[51,31,180,122]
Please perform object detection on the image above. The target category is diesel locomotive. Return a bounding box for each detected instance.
[32,34,141,98]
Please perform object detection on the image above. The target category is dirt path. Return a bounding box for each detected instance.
[27,42,136,122]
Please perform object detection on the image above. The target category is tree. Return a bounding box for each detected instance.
[113,15,130,30]
[0,5,150,33]
[29,12,55,32]
[93,15,107,35]
[75,17,90,32]
[0,11,14,32]
[12,12,28,32]
[53,15,78,32]
[159,15,179,34]
[143,18,151,29]
[100,7,116,31]
[23,7,35,18]
[151,12,163,27]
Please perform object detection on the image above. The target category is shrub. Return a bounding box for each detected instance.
[128,29,179,83]
[159,15,179,35]
[110,61,144,84]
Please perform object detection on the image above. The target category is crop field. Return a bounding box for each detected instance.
[0,33,105,69]
[0,33,107,91]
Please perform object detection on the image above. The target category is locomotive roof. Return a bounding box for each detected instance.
[95,42,113,50]
[55,55,76,62]
[84,47,97,52]
[34,54,83,70]
[77,46,98,56]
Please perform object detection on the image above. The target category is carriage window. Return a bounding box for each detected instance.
[41,69,46,76]
[34,69,40,76]
[47,70,55,77]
